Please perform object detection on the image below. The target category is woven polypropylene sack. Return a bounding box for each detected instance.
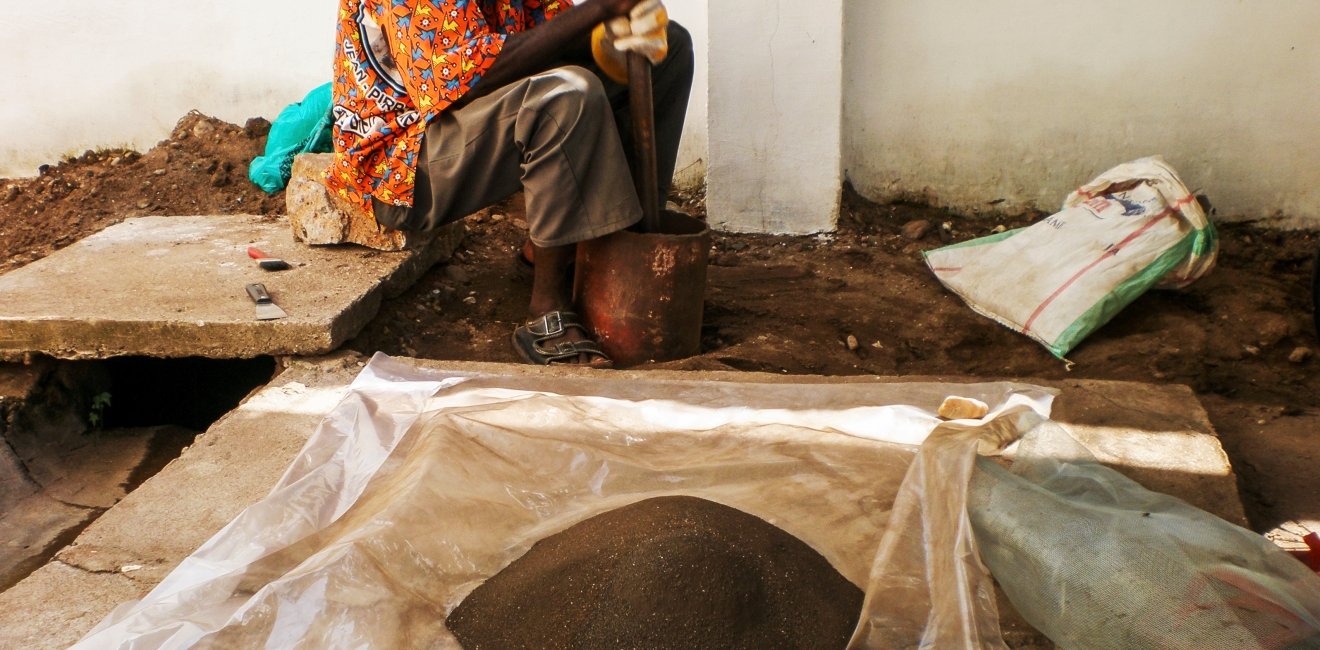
[924,156,1217,359]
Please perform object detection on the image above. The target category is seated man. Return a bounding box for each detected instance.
[325,0,693,366]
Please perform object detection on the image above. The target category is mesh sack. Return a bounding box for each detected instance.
[968,422,1320,649]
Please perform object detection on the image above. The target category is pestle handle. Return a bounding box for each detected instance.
[628,51,661,234]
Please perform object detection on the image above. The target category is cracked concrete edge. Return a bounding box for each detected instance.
[18,355,368,591]
[320,222,465,349]
[0,559,146,650]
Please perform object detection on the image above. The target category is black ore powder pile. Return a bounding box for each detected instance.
[446,496,863,649]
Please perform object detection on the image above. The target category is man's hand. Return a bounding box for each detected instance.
[592,0,669,82]
[598,0,645,18]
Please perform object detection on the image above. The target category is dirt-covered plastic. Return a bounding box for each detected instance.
[970,421,1320,649]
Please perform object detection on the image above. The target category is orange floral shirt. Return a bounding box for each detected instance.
[325,0,570,215]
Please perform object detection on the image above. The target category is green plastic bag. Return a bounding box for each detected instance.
[249,83,334,193]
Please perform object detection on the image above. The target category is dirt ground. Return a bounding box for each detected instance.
[2,112,1316,549]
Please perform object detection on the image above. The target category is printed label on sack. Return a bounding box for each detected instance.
[1080,185,1164,220]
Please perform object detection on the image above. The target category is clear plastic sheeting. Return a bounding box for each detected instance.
[853,408,1045,649]
[970,421,1320,650]
[73,354,1056,649]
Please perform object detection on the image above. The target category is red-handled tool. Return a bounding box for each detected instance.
[247,247,290,271]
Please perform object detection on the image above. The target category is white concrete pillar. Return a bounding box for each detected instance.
[706,0,844,234]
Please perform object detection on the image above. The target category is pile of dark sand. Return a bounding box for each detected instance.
[446,496,863,650]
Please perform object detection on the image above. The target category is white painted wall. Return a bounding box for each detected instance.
[844,0,1320,224]
[662,0,709,190]
[0,0,711,190]
[706,0,843,234]
[1,0,336,178]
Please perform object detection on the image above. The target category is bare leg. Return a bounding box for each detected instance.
[529,243,575,315]
[528,243,605,366]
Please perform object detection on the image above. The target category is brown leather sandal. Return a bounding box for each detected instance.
[511,310,612,367]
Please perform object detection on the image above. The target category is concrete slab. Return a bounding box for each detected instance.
[0,427,190,591]
[0,560,143,650]
[0,355,1248,648]
[0,215,462,361]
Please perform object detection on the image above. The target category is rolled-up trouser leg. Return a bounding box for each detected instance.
[374,66,642,247]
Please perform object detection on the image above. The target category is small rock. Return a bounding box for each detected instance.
[244,117,272,138]
[991,224,1007,234]
[900,219,931,240]
[1288,347,1313,364]
[1255,313,1295,348]
[845,334,860,351]
[2,185,18,202]
[462,296,477,305]
[136,199,150,209]
[1245,345,1261,356]
[490,213,505,222]
[153,168,167,176]
[191,120,216,139]
[938,396,989,420]
[513,218,528,229]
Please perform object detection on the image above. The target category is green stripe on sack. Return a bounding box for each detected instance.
[1048,229,1204,358]
[921,227,1025,259]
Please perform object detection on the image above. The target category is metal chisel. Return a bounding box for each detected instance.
[245,283,288,320]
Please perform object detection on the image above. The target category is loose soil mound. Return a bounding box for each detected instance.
[0,111,283,274]
[445,496,863,650]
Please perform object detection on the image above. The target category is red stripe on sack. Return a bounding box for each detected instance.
[1022,207,1176,334]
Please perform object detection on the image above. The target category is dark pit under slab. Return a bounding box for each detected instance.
[0,355,277,590]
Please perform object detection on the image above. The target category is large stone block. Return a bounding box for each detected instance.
[287,154,422,252]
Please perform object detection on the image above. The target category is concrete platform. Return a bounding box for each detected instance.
[0,216,462,361]
[0,355,1247,648]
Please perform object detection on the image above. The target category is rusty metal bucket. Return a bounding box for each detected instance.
[575,210,710,367]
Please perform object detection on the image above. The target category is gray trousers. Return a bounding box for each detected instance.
[374,22,694,248]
